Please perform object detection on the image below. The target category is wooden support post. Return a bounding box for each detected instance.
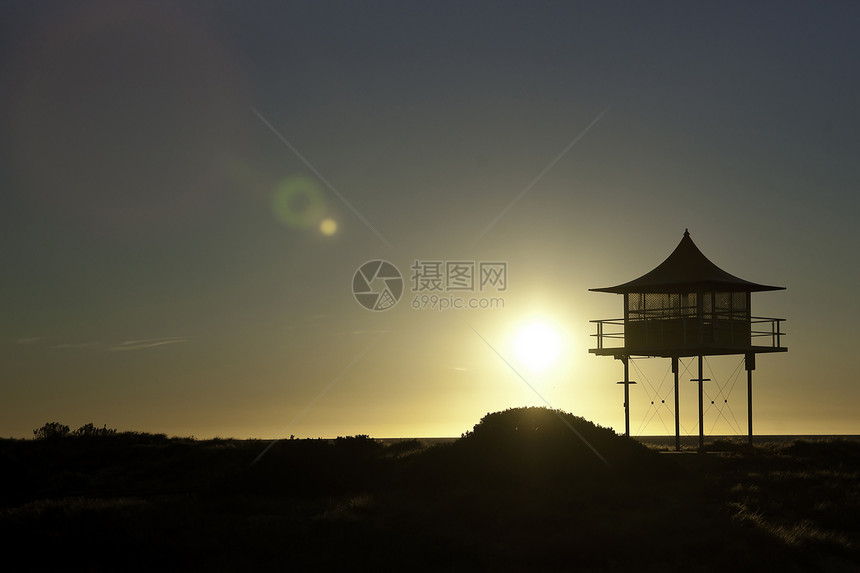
[623,356,630,437]
[615,356,636,437]
[690,356,710,452]
[746,353,756,447]
[698,355,704,451]
[672,356,680,451]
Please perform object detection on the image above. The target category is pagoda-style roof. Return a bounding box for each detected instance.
[590,230,784,294]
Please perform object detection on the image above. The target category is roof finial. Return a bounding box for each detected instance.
[684,228,690,237]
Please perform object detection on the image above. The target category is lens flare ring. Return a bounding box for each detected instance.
[271,176,326,229]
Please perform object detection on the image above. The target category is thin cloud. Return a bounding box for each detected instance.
[52,342,99,349]
[110,337,189,351]
[350,329,391,336]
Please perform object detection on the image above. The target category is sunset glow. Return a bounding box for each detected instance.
[513,321,563,373]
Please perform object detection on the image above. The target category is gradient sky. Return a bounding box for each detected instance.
[2,1,859,439]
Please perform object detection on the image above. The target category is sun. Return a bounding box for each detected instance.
[513,321,563,372]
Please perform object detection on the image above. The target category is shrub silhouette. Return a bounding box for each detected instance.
[33,422,70,440]
[239,435,389,495]
[72,423,118,438]
[333,434,384,462]
[406,407,664,488]
[33,422,122,440]
[385,439,424,458]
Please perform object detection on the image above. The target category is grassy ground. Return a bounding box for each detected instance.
[1,409,858,572]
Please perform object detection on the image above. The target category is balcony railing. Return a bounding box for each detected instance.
[591,318,625,350]
[590,317,786,352]
[751,317,786,349]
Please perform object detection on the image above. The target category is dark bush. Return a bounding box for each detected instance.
[334,434,384,458]
[33,422,70,440]
[405,407,666,489]
[385,439,424,458]
[72,423,118,438]
[236,435,389,496]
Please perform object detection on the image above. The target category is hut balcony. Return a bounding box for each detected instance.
[589,315,786,357]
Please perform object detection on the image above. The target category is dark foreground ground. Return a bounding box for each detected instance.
[1,408,858,572]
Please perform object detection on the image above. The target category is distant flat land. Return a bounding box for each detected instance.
[380,435,860,448]
[636,434,860,447]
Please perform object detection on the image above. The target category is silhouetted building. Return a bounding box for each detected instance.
[589,230,787,449]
